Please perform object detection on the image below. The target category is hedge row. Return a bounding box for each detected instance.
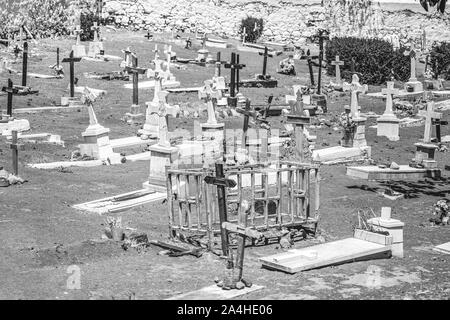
[325,37,410,85]
[429,41,450,80]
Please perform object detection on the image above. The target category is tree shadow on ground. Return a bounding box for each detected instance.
[347,177,450,199]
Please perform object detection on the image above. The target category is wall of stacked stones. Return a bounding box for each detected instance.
[103,0,450,44]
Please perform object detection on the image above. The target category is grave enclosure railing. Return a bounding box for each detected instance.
[166,161,321,250]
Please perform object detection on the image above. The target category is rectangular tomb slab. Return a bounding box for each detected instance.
[167,284,264,300]
[260,238,391,274]
[312,146,370,163]
[347,165,441,180]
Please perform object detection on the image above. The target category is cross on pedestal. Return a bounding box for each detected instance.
[215,52,227,77]
[331,55,344,85]
[21,42,28,87]
[91,22,101,42]
[9,130,23,176]
[342,74,368,118]
[204,162,236,260]
[199,80,222,125]
[258,47,273,76]
[125,55,147,106]
[74,25,82,45]
[418,101,442,144]
[287,89,310,162]
[62,51,82,98]
[155,91,180,148]
[224,52,246,99]
[1,79,19,117]
[381,81,399,116]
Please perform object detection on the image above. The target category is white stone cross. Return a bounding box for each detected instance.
[242,27,247,45]
[418,101,442,144]
[342,74,368,118]
[74,25,82,45]
[156,90,180,148]
[331,55,345,85]
[163,45,174,74]
[381,81,399,116]
[404,42,417,82]
[152,44,159,62]
[91,21,100,42]
[199,80,222,125]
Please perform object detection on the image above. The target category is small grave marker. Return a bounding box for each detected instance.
[62,50,82,98]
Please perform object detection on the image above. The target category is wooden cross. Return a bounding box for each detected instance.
[286,89,310,162]
[331,55,345,85]
[62,50,82,98]
[21,42,28,87]
[224,52,246,98]
[316,29,329,94]
[125,55,147,106]
[155,91,180,148]
[204,162,236,261]
[301,49,318,87]
[91,22,101,42]
[418,101,442,144]
[9,130,23,176]
[199,80,222,125]
[342,74,368,118]
[215,51,227,77]
[258,47,273,76]
[381,81,399,116]
[236,99,260,151]
[1,79,19,117]
[404,42,417,82]
[144,31,153,41]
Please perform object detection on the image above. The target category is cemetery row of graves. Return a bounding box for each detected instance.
[0,8,449,299]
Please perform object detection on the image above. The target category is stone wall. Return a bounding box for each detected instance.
[102,0,450,44]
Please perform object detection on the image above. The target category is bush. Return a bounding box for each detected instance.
[239,17,264,43]
[80,12,96,41]
[326,37,410,85]
[429,41,450,80]
[0,0,70,39]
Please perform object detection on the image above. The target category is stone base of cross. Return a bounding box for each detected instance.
[88,41,104,58]
[72,44,86,59]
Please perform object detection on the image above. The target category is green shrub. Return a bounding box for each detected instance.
[326,37,410,85]
[239,17,264,43]
[429,41,450,80]
[80,12,96,41]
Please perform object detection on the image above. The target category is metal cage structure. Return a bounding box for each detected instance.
[166,161,320,250]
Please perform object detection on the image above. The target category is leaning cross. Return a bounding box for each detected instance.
[91,22,101,42]
[342,74,368,118]
[125,55,147,106]
[286,89,310,162]
[204,162,237,262]
[258,47,273,76]
[199,80,222,125]
[152,44,159,62]
[418,101,442,144]
[156,91,180,148]
[1,79,19,117]
[224,52,246,98]
[9,130,24,176]
[381,81,399,116]
[331,55,345,85]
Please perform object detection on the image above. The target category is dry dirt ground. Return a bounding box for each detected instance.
[0,30,449,300]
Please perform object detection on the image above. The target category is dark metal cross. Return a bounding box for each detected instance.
[204,162,237,262]
[236,99,259,151]
[301,49,317,88]
[258,47,273,76]
[316,29,329,95]
[21,42,28,87]
[1,79,19,117]
[224,52,245,98]
[286,89,310,162]
[144,31,153,41]
[9,130,23,176]
[125,55,147,106]
[62,50,82,98]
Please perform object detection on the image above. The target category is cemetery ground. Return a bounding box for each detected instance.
[0,30,449,300]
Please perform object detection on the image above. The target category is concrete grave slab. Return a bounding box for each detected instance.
[346,165,441,180]
[167,284,264,300]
